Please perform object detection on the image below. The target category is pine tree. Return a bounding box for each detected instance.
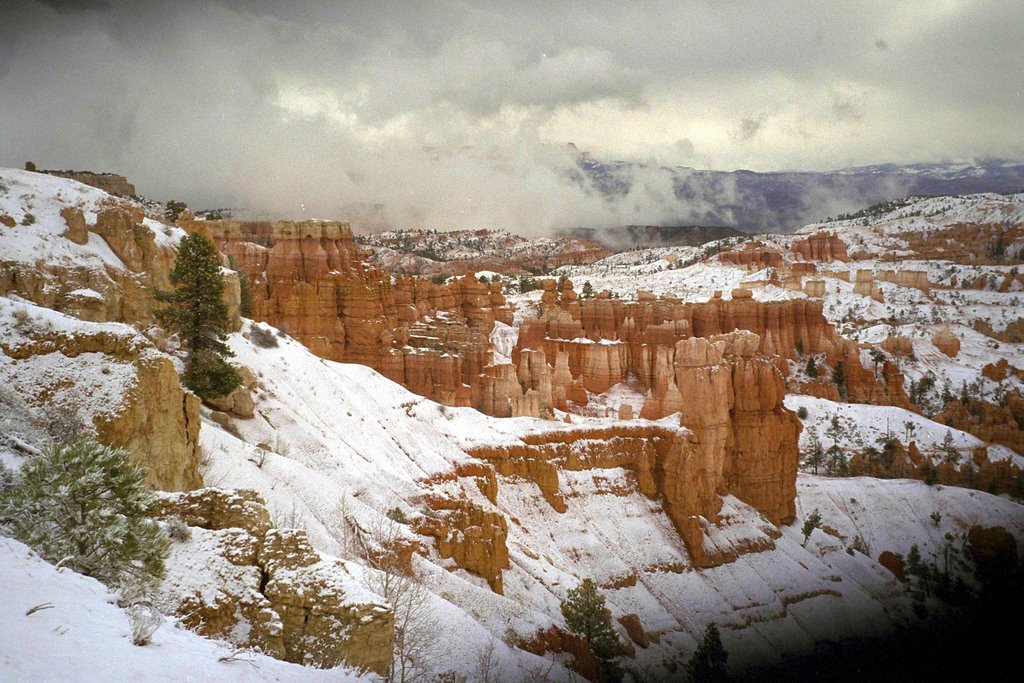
[164,200,188,223]
[157,232,240,399]
[0,438,169,589]
[941,429,961,464]
[832,360,847,398]
[560,578,622,681]
[804,426,824,475]
[687,623,728,682]
[582,280,595,298]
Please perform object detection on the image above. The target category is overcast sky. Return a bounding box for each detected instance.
[2,0,1022,230]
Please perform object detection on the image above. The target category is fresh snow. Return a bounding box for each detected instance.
[0,536,374,682]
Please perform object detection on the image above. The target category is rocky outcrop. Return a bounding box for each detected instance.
[934,394,1024,457]
[466,333,800,569]
[845,438,1023,495]
[1,203,179,325]
[888,223,1023,265]
[42,170,137,197]
[982,358,1022,382]
[413,502,510,593]
[0,306,201,491]
[790,232,849,262]
[206,366,256,418]
[717,242,784,270]
[155,488,394,675]
[932,329,961,358]
[974,318,1024,344]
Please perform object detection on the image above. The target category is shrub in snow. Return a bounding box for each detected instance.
[127,602,164,646]
[164,516,192,543]
[802,509,822,542]
[386,506,410,525]
[249,324,279,349]
[560,578,622,680]
[0,438,169,589]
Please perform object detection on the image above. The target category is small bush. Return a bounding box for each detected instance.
[165,517,192,543]
[802,508,822,541]
[12,307,32,330]
[386,507,410,525]
[797,406,809,420]
[249,325,279,349]
[128,602,163,646]
[21,212,35,226]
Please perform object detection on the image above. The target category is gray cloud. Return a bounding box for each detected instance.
[0,0,1022,233]
[737,118,765,142]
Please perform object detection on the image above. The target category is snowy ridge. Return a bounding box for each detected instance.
[0,168,184,271]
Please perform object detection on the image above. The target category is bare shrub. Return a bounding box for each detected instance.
[474,639,501,683]
[249,325,279,349]
[128,602,163,645]
[271,499,307,531]
[248,446,269,469]
[12,307,33,332]
[335,502,439,682]
[164,516,192,543]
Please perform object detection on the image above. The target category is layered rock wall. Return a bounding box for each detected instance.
[466,330,800,569]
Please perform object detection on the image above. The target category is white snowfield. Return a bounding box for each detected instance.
[0,537,373,683]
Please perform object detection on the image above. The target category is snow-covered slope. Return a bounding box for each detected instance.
[0,168,182,270]
[0,537,371,682]
[197,321,1024,676]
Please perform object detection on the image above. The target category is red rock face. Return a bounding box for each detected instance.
[516,287,838,379]
[202,219,514,406]
[791,231,850,262]
[717,242,785,270]
[468,332,800,569]
[198,222,905,423]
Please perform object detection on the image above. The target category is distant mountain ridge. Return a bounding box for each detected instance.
[563,224,745,250]
[569,152,1024,234]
